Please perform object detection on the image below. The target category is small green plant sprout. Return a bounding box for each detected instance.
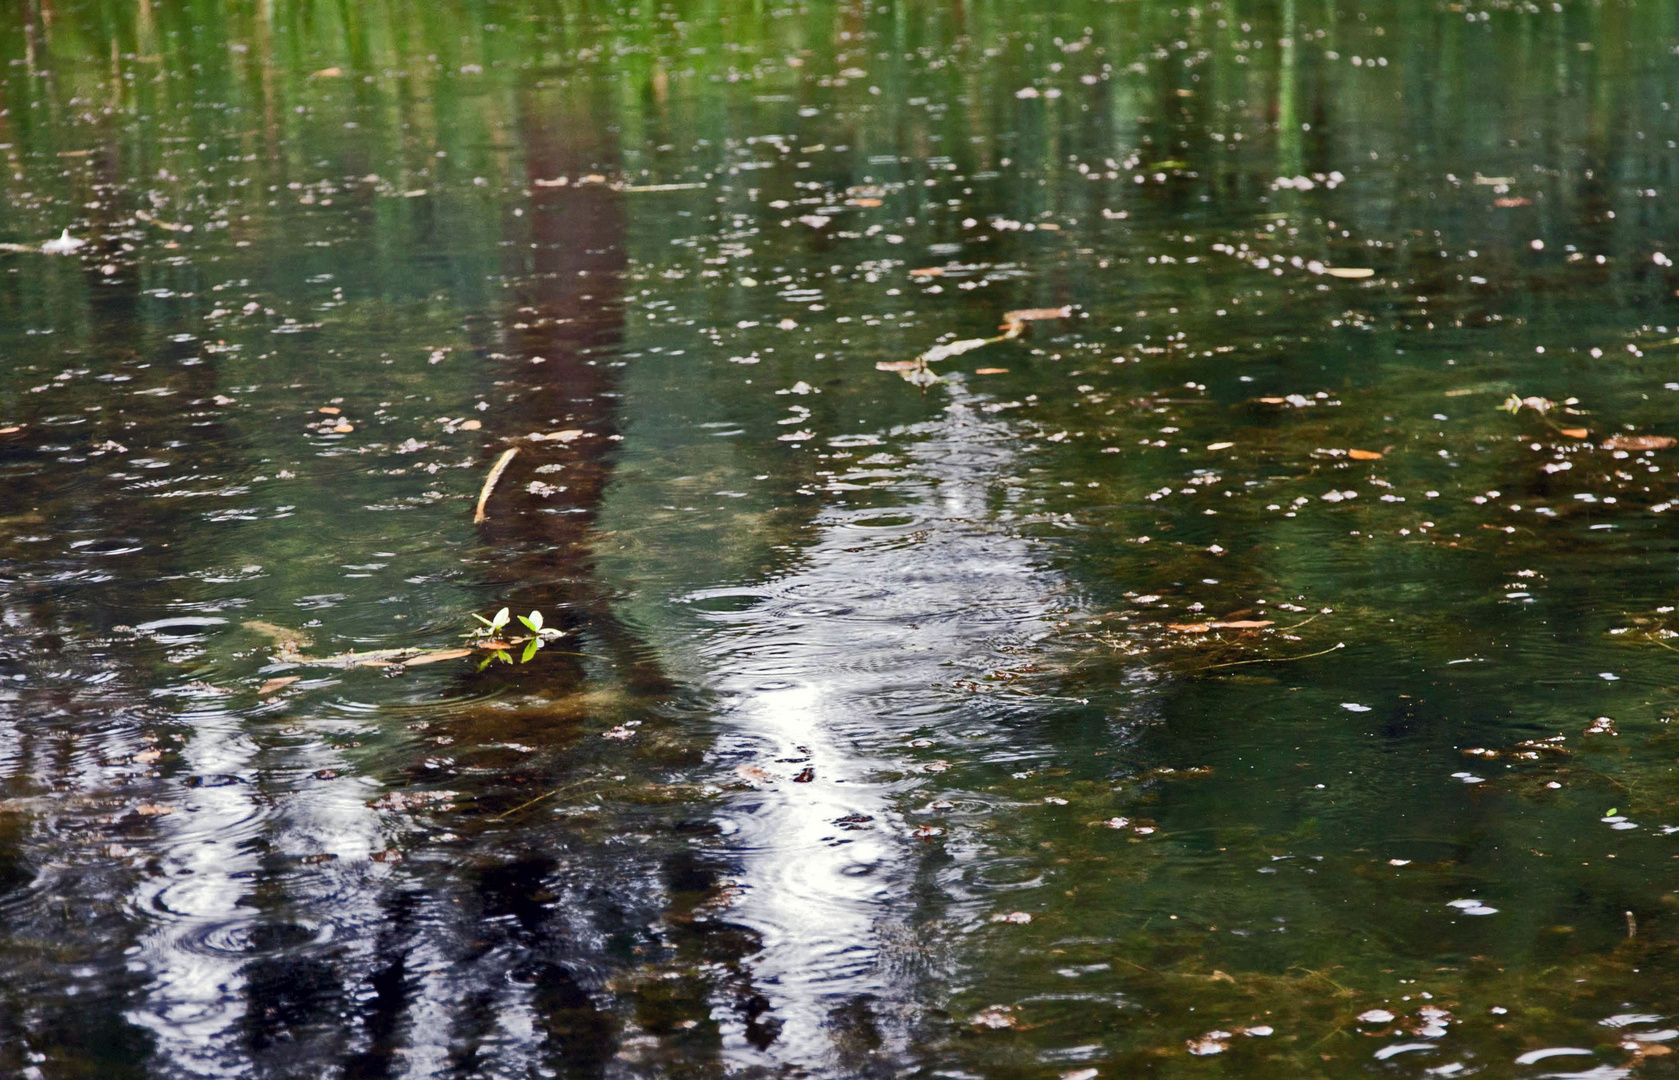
[466,607,564,666]
[471,607,512,638]
[517,610,563,640]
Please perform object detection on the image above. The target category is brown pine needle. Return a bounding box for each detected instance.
[473,447,519,523]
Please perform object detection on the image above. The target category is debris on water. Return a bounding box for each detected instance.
[1187,1034,1229,1055]
[990,911,1033,924]
[1503,395,1556,415]
[1000,306,1072,337]
[1603,435,1676,451]
[1322,267,1375,279]
[257,676,301,696]
[368,789,459,812]
[404,649,474,666]
[1167,620,1273,632]
[473,447,520,523]
[971,1005,1017,1029]
[40,229,86,255]
[1585,717,1617,736]
[734,764,774,785]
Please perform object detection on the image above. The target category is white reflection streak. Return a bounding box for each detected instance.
[126,705,382,1075]
[695,390,1061,1070]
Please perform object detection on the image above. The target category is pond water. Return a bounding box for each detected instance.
[4,0,1679,1076]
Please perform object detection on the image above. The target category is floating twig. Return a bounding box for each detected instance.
[1200,641,1345,670]
[473,447,519,523]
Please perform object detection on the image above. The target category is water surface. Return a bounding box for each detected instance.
[4,0,1679,1076]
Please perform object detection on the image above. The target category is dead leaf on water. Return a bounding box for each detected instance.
[404,649,474,666]
[1323,267,1376,279]
[1000,306,1072,335]
[527,429,585,443]
[257,676,302,696]
[876,360,922,372]
[1347,449,1384,460]
[1168,620,1274,632]
[459,419,481,431]
[921,337,992,364]
[368,789,459,812]
[909,267,945,278]
[317,406,341,415]
[332,422,354,434]
[975,367,1009,375]
[1560,428,1589,439]
[243,620,312,649]
[971,1005,1018,1030]
[310,66,343,78]
[1603,434,1676,451]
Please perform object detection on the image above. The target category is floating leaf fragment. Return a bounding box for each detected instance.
[1000,306,1072,336]
[404,649,474,666]
[975,367,1009,375]
[876,360,923,372]
[921,337,993,364]
[527,429,585,443]
[257,676,301,697]
[1560,427,1589,439]
[1603,434,1676,451]
[1503,394,1555,415]
[971,1005,1017,1030]
[1207,441,1234,451]
[1323,267,1375,279]
[1347,449,1384,460]
[909,267,946,278]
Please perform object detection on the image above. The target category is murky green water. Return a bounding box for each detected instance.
[5,0,1679,1075]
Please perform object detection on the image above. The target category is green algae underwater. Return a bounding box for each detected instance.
[4,0,1679,1075]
